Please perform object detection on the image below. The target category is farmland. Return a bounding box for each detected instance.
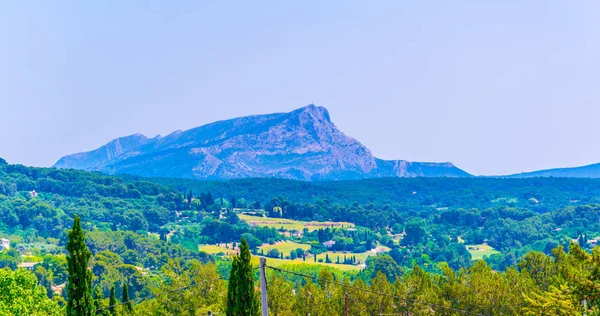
[258,241,310,255]
[199,243,238,255]
[251,256,364,272]
[466,243,500,261]
[238,214,354,232]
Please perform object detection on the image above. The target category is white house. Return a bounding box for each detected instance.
[0,238,9,250]
[323,240,336,248]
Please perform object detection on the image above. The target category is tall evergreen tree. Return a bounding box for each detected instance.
[93,286,109,316]
[122,283,133,314]
[66,214,95,316]
[226,238,259,316]
[108,285,117,316]
[207,191,214,205]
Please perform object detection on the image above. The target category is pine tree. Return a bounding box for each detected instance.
[122,283,132,314]
[66,215,95,316]
[108,285,117,316]
[226,238,259,316]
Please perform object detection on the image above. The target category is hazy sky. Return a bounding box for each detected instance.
[1,1,599,176]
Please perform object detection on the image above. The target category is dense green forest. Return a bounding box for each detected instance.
[3,158,600,314]
[147,174,600,271]
[146,175,600,211]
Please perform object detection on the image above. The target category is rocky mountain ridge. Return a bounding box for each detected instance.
[54,105,471,180]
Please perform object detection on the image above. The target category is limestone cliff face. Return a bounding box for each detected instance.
[54,105,471,180]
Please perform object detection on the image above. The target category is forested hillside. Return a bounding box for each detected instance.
[148,176,600,211]
[3,159,600,314]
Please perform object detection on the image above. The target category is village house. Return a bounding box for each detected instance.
[0,238,9,250]
[323,240,336,248]
[17,262,38,270]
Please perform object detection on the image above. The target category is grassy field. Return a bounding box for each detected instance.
[204,240,375,271]
[239,214,354,232]
[312,246,391,264]
[199,243,239,256]
[258,241,311,256]
[252,256,363,272]
[258,241,390,267]
[466,243,500,260]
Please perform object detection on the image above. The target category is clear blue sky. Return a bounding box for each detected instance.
[1,1,599,176]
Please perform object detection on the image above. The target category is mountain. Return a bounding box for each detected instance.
[54,105,471,180]
[505,163,600,178]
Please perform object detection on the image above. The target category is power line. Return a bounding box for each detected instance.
[96,275,227,312]
[267,265,485,316]
[97,263,259,312]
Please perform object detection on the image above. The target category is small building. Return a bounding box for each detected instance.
[0,238,9,250]
[17,262,39,270]
[323,240,336,248]
[51,283,66,295]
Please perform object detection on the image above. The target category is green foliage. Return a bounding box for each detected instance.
[226,238,259,316]
[0,268,63,315]
[0,248,20,269]
[136,260,226,315]
[122,282,132,314]
[360,254,403,281]
[93,286,109,316]
[8,159,600,314]
[66,215,95,316]
[108,285,117,316]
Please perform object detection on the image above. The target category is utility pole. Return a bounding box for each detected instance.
[344,293,348,316]
[260,257,269,316]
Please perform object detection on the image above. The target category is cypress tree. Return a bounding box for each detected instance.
[122,283,132,314]
[93,286,109,316]
[66,214,95,316]
[226,238,259,316]
[108,285,117,316]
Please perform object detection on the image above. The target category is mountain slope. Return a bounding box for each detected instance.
[505,163,600,178]
[54,105,471,180]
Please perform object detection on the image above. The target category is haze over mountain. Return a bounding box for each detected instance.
[54,105,471,180]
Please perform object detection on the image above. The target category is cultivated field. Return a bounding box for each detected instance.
[466,243,500,260]
[239,214,354,232]
[199,243,239,255]
[252,256,364,272]
[258,241,311,255]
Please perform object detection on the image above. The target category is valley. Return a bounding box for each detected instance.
[3,159,600,314]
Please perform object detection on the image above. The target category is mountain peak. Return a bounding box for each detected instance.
[290,104,331,123]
